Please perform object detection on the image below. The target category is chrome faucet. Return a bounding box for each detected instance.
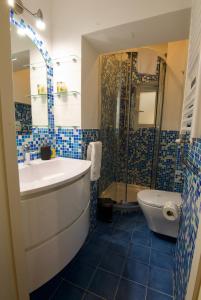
[23,144,31,165]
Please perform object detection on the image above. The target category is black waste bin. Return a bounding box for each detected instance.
[97,198,114,223]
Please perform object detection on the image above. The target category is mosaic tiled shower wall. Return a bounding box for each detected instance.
[15,102,32,134]
[99,54,122,193]
[156,130,181,192]
[127,129,181,191]
[99,52,182,193]
[126,128,155,186]
[175,138,201,300]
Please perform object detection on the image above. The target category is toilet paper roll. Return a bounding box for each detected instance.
[163,201,179,221]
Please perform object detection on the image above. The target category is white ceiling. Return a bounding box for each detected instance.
[22,0,192,56]
[51,0,192,36]
[84,9,191,54]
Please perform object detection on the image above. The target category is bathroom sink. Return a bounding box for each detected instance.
[18,157,91,196]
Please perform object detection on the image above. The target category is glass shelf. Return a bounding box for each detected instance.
[27,91,80,98]
[26,55,80,69]
[28,94,48,98]
[54,91,80,97]
[53,55,80,65]
[30,64,47,70]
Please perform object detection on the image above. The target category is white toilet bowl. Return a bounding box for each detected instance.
[137,189,182,238]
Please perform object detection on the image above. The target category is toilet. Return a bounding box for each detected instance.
[137,190,182,238]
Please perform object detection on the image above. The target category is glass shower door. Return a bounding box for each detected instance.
[150,60,166,188]
[125,55,166,202]
[99,53,125,202]
[115,53,131,204]
[99,51,166,204]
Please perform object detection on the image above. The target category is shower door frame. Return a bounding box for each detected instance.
[124,57,166,200]
[150,60,166,189]
[126,82,159,191]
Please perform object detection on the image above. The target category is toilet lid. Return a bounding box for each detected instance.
[137,190,182,208]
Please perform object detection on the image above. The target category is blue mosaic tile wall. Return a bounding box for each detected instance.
[82,129,100,159]
[175,138,201,300]
[55,128,100,160]
[173,143,184,193]
[15,102,32,134]
[127,128,156,186]
[55,128,82,159]
[16,127,51,163]
[82,129,100,230]
[156,130,180,191]
[115,128,181,191]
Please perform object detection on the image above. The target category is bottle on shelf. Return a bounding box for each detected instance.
[37,84,41,94]
[37,84,47,95]
[56,81,68,93]
[61,82,67,93]
[56,82,60,93]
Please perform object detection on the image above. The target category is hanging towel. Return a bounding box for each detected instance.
[137,48,158,75]
[87,141,102,181]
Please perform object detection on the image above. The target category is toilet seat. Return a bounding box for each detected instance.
[137,190,182,208]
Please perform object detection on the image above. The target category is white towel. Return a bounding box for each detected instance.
[137,48,158,75]
[87,141,102,181]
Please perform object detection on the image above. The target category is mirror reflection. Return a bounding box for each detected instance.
[138,90,157,126]
[10,24,48,134]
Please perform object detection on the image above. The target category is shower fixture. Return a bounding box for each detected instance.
[7,0,46,30]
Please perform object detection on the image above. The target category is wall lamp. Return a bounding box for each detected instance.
[7,0,46,30]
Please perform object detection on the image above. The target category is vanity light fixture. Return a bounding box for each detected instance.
[7,0,15,7]
[35,10,46,31]
[7,0,46,31]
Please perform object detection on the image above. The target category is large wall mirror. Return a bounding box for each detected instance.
[11,23,48,134]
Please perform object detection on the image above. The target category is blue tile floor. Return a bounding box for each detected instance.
[30,210,176,300]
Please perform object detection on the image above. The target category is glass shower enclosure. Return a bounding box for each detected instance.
[99,51,166,203]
